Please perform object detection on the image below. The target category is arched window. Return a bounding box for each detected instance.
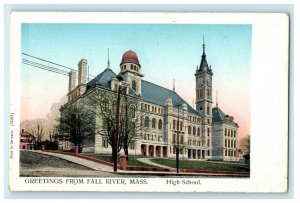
[158,119,162,130]
[193,126,196,135]
[197,127,200,136]
[130,64,133,70]
[144,116,149,127]
[188,126,191,134]
[152,118,156,128]
[132,80,137,92]
[102,99,109,112]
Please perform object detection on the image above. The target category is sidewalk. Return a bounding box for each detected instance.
[137,158,175,170]
[32,150,115,172]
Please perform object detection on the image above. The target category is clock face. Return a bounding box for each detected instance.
[198,78,204,86]
[207,79,211,87]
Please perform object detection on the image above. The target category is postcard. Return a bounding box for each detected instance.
[9,12,289,192]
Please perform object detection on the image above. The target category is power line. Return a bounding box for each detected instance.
[22,53,96,78]
[22,59,69,76]
[22,53,75,71]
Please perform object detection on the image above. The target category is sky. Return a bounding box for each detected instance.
[21,23,251,141]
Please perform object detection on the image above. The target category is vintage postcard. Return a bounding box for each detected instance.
[9,12,289,192]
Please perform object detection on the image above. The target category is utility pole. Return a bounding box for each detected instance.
[113,74,124,172]
[176,105,180,174]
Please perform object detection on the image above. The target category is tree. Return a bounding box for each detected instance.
[120,95,144,160]
[239,135,250,163]
[86,88,144,160]
[29,122,45,149]
[58,103,95,152]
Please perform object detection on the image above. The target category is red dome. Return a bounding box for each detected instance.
[120,50,140,67]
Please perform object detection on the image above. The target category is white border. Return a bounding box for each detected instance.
[9,12,289,192]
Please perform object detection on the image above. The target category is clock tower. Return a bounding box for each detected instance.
[195,40,213,157]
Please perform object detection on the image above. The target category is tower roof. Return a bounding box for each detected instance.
[120,50,140,67]
[199,41,208,70]
[212,107,239,127]
[212,107,227,123]
[197,40,213,74]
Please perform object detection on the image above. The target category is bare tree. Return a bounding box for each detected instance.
[239,134,250,163]
[86,88,145,160]
[30,122,44,145]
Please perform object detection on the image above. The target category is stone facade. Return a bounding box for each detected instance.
[65,45,239,161]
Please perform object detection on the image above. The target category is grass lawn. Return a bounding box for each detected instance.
[20,150,91,170]
[151,158,250,172]
[82,153,154,167]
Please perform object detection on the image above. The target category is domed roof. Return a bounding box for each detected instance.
[120,50,140,67]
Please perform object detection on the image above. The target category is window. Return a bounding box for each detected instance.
[207,150,210,156]
[234,140,236,148]
[193,126,196,135]
[225,139,227,147]
[200,89,204,97]
[207,106,210,115]
[207,128,210,136]
[207,90,211,97]
[130,64,133,70]
[102,137,108,148]
[102,99,109,112]
[132,80,137,92]
[152,118,156,128]
[173,120,176,130]
[129,141,135,149]
[158,119,162,130]
[172,134,176,143]
[130,122,135,134]
[225,149,227,156]
[130,105,136,118]
[225,128,227,137]
[207,139,210,147]
[144,116,149,127]
[180,135,184,144]
[188,126,191,134]
[197,128,200,136]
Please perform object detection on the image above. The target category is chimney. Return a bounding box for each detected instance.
[68,70,77,92]
[78,59,88,85]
